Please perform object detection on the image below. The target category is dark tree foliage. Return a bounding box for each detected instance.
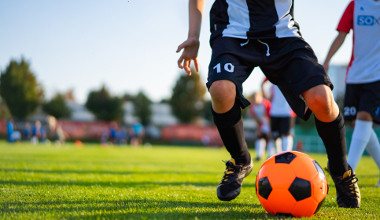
[170,69,206,123]
[159,98,170,104]
[85,86,123,121]
[132,91,152,126]
[43,94,71,119]
[122,93,134,102]
[0,58,43,119]
[0,98,11,118]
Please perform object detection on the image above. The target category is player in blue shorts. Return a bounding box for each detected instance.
[177,0,360,208]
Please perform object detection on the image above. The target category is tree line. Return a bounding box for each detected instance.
[0,58,211,125]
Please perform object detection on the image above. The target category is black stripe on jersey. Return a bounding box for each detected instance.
[247,0,277,38]
[289,2,301,36]
[210,0,229,43]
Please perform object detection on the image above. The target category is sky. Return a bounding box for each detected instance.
[0,0,353,104]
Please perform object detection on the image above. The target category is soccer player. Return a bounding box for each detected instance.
[262,78,296,153]
[6,118,14,143]
[177,0,360,207]
[323,0,380,187]
[249,92,274,160]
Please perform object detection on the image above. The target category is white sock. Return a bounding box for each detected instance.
[281,135,293,151]
[275,138,282,153]
[366,130,380,169]
[281,136,287,152]
[267,140,275,158]
[255,139,261,158]
[347,120,373,170]
[255,139,266,159]
[255,139,262,158]
[260,140,266,158]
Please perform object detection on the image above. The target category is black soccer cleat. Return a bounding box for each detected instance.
[217,158,253,201]
[328,164,361,208]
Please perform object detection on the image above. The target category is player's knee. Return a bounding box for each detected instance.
[209,80,236,103]
[356,111,373,121]
[311,95,332,110]
[303,85,335,111]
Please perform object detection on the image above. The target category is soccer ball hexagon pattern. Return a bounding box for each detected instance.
[256,151,328,217]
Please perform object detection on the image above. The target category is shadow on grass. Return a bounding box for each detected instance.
[0,179,215,188]
[0,199,282,219]
[0,168,218,175]
[0,179,256,188]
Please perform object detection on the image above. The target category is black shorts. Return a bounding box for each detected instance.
[206,37,333,120]
[257,133,270,141]
[344,81,380,123]
[257,128,270,140]
[270,116,291,139]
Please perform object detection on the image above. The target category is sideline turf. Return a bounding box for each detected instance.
[0,142,379,219]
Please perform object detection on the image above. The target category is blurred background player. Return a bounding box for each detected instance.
[31,121,41,145]
[323,0,380,187]
[55,125,66,145]
[249,92,274,160]
[262,78,296,153]
[23,122,31,141]
[131,122,144,146]
[6,118,14,143]
[109,122,118,145]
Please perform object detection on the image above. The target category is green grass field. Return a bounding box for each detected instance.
[0,141,379,219]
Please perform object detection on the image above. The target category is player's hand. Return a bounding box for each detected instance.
[176,37,200,76]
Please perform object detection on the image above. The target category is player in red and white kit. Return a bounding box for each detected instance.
[324,0,380,187]
[262,78,296,153]
[249,92,274,160]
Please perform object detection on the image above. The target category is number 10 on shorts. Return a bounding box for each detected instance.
[213,63,235,73]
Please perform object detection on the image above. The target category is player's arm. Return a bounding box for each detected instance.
[250,108,262,126]
[176,0,205,76]
[251,114,263,135]
[323,1,353,73]
[261,78,272,101]
[323,31,348,73]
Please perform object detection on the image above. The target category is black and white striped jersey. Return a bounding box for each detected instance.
[210,0,301,40]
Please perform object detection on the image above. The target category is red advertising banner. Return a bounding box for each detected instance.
[161,124,223,146]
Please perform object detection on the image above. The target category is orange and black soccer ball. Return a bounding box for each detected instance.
[256,151,328,217]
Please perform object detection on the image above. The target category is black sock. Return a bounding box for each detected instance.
[212,101,251,165]
[315,113,348,176]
